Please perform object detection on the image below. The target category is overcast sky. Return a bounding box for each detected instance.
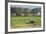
[11,5,41,9]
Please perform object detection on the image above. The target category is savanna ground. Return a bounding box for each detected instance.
[10,16,41,29]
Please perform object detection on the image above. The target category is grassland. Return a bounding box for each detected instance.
[10,16,41,28]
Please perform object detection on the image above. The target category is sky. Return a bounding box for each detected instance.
[11,5,41,9]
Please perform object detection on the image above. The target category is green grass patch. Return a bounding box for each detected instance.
[10,16,41,28]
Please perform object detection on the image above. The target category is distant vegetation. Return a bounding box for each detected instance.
[11,7,41,16]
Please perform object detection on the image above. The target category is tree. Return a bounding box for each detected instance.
[11,7,16,14]
[31,8,41,16]
[15,7,23,16]
[24,8,29,16]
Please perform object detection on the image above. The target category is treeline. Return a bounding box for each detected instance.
[11,7,41,16]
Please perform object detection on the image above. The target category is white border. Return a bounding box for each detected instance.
[8,2,44,32]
